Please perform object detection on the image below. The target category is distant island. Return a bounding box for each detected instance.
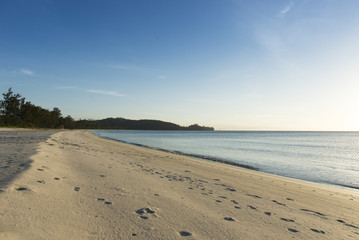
[79,118,214,131]
[0,88,214,131]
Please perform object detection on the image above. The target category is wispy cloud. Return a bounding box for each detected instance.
[86,89,125,97]
[55,86,126,97]
[14,69,34,76]
[280,1,293,17]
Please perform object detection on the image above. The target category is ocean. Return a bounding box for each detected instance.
[91,130,359,190]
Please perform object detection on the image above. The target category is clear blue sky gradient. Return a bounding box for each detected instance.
[1,0,359,130]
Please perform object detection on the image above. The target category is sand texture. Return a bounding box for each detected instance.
[0,130,358,239]
[0,129,57,189]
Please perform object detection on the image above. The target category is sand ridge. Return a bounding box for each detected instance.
[0,130,358,239]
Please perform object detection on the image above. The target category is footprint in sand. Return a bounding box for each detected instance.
[16,187,28,191]
[179,231,192,237]
[247,205,257,210]
[226,187,236,192]
[300,209,325,216]
[224,217,236,221]
[280,218,295,222]
[272,200,286,206]
[337,219,359,229]
[135,208,156,220]
[37,168,44,171]
[288,228,299,233]
[247,194,262,199]
[311,229,325,234]
[215,183,227,187]
[97,198,112,205]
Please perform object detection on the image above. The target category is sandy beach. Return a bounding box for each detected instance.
[0,128,57,189]
[0,129,358,239]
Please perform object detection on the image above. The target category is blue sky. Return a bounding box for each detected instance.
[1,0,359,130]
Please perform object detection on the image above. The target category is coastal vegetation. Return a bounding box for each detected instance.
[0,88,214,131]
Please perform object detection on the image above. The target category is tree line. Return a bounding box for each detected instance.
[0,88,74,128]
[0,88,214,131]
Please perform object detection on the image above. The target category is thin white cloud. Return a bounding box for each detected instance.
[280,2,293,16]
[16,69,34,76]
[55,86,125,97]
[86,89,125,97]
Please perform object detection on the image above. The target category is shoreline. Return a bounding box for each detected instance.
[93,133,359,192]
[1,130,359,239]
[96,136,259,170]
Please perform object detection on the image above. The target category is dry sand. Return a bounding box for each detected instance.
[0,128,57,189]
[0,130,358,239]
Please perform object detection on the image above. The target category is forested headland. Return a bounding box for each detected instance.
[0,88,214,131]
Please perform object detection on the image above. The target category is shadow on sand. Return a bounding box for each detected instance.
[0,129,57,190]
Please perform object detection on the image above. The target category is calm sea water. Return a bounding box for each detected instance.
[92,130,359,190]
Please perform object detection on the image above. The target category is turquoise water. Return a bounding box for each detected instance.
[92,130,359,190]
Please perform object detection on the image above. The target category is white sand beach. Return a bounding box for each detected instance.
[1,130,358,239]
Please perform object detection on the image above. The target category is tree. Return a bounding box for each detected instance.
[0,88,72,128]
[0,88,26,126]
[62,115,75,129]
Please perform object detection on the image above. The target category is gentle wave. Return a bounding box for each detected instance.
[92,130,359,190]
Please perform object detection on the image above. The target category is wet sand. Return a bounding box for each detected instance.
[0,130,358,239]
